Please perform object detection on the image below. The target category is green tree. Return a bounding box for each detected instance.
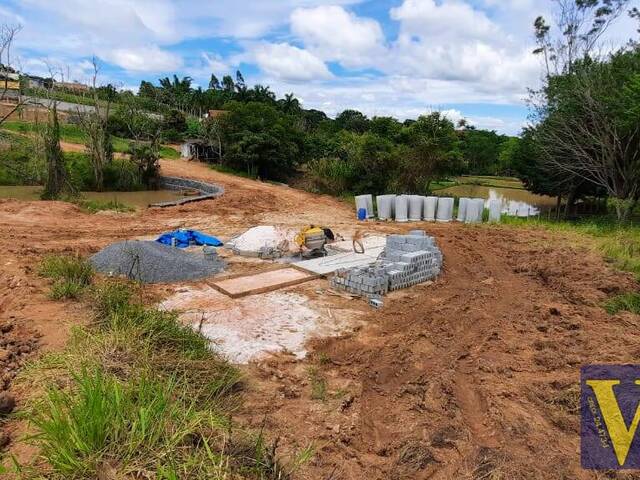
[335,109,369,134]
[535,49,640,221]
[219,102,303,180]
[369,116,402,141]
[459,129,506,175]
[42,104,69,199]
[395,112,459,193]
[209,74,221,91]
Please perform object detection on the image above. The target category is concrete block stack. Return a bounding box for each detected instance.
[330,230,443,298]
[331,264,390,296]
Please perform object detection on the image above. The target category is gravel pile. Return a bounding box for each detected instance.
[90,240,225,284]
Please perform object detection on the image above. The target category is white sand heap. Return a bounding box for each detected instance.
[227,226,295,258]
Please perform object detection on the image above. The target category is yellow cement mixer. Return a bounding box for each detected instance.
[294,226,332,258]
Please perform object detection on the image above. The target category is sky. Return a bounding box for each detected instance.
[2,0,638,135]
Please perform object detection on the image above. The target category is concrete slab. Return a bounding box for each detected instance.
[210,267,316,298]
[160,286,362,363]
[295,246,385,275]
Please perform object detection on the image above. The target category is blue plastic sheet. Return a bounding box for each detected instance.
[156,230,223,249]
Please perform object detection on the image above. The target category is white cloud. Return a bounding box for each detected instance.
[5,0,639,134]
[290,6,385,67]
[252,43,332,82]
[103,46,182,72]
[391,0,499,42]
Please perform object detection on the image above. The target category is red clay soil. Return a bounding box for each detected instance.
[0,159,638,479]
[239,226,639,480]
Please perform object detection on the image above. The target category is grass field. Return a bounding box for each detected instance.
[431,175,525,192]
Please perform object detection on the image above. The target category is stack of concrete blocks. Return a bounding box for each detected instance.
[408,195,424,221]
[330,230,443,298]
[330,264,390,297]
[424,197,438,222]
[395,195,409,222]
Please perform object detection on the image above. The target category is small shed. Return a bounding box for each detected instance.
[180,139,218,162]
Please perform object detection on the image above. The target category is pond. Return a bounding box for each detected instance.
[0,186,184,208]
[435,185,557,217]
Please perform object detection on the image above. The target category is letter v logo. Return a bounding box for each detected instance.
[587,379,640,467]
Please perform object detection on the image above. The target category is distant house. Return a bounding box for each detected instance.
[26,75,53,90]
[0,70,20,91]
[204,109,227,120]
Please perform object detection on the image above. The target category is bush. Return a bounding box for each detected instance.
[40,255,93,299]
[103,158,144,191]
[306,157,354,195]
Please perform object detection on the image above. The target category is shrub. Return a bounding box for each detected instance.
[40,255,93,299]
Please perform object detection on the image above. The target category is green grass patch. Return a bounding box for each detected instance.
[74,198,134,214]
[24,88,108,108]
[30,367,223,478]
[159,145,180,159]
[501,216,640,279]
[39,255,93,300]
[457,175,524,190]
[13,275,314,478]
[604,293,640,315]
[307,366,327,401]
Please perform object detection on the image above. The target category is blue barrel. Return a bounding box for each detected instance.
[357,208,367,221]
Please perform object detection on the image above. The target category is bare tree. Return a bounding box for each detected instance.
[116,95,163,187]
[536,56,640,221]
[76,57,113,190]
[533,0,630,77]
[0,23,26,126]
[200,116,224,163]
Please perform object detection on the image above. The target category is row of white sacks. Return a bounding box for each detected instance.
[355,194,502,223]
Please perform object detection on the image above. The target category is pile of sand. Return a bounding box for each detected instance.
[227,226,295,257]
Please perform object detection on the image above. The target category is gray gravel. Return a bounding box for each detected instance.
[90,241,225,284]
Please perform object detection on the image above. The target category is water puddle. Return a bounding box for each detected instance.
[0,186,183,208]
[436,185,556,217]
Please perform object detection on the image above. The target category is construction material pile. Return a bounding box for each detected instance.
[330,230,442,297]
[90,240,225,284]
[226,226,293,258]
[358,194,513,223]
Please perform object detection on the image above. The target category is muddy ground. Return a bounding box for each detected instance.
[1,159,638,479]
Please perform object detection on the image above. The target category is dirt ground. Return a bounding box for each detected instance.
[1,159,638,478]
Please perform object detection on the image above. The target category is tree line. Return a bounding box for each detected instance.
[111,72,517,194]
[512,0,640,221]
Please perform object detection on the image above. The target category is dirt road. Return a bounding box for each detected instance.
[0,159,637,478]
